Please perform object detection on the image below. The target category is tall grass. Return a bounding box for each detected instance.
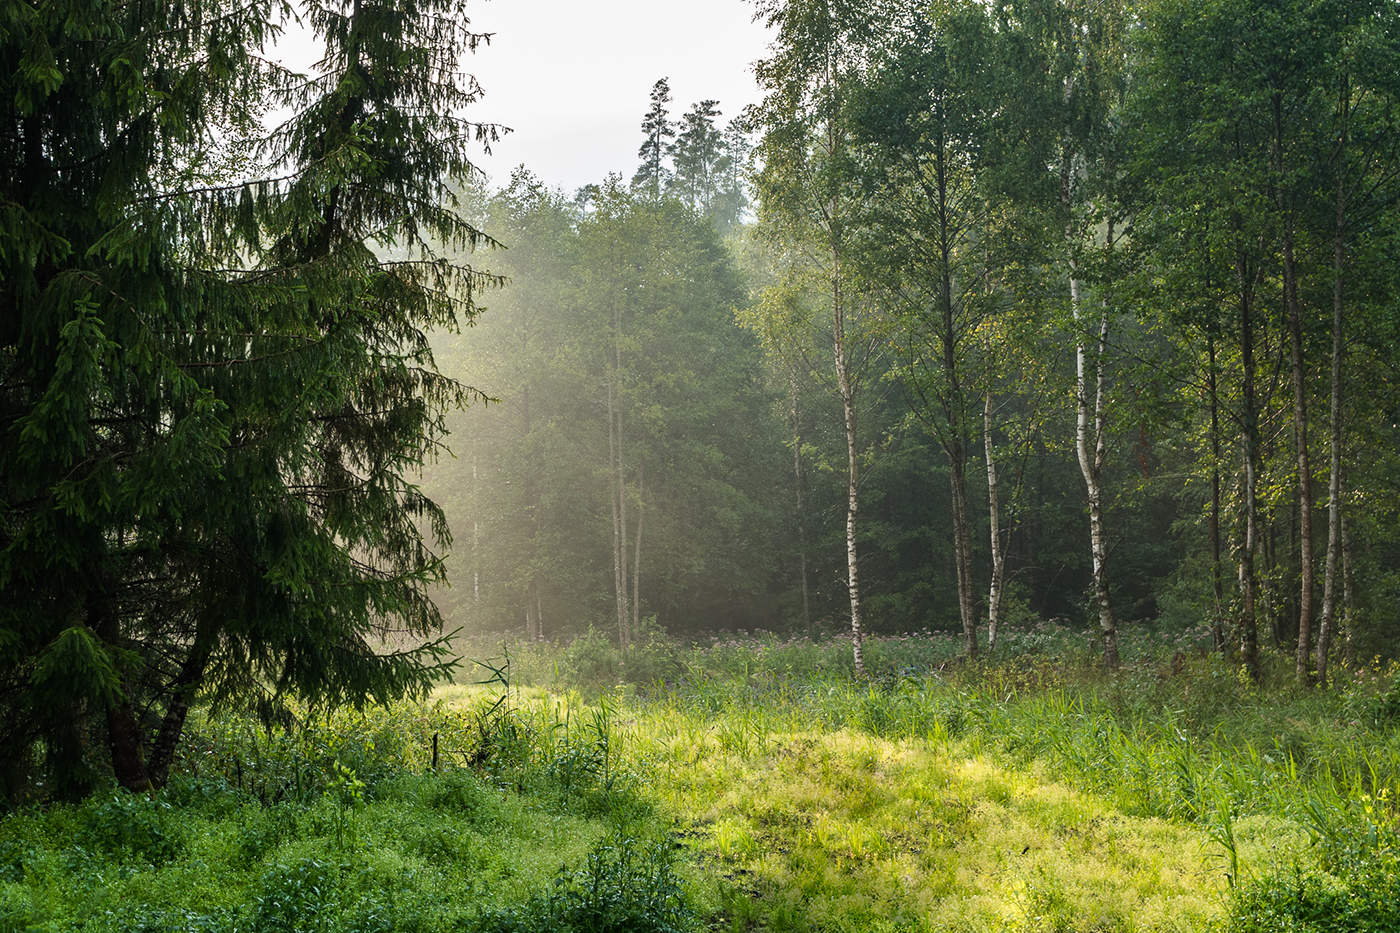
[457,623,1400,929]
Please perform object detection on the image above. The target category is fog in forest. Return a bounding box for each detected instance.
[8,0,1400,927]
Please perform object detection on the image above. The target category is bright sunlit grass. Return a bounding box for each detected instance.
[433,666,1319,933]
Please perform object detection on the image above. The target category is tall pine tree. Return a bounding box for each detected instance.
[633,78,675,198]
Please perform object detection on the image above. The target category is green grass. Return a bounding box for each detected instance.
[3,624,1398,931]
[0,700,687,932]
[456,623,1400,930]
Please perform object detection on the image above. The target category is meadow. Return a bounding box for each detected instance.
[2,623,1397,932]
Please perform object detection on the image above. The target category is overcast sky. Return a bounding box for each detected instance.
[461,0,773,193]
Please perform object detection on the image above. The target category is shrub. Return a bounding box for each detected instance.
[559,627,624,689]
[76,793,183,865]
[418,769,490,815]
[249,858,340,933]
[474,833,696,933]
[89,905,237,933]
[1228,858,1400,933]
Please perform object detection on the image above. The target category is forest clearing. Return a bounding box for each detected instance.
[2,629,1397,931]
[3,0,1399,929]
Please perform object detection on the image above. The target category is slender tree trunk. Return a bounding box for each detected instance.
[523,384,540,642]
[1341,510,1356,665]
[1070,267,1118,668]
[1237,251,1261,681]
[1090,307,1116,667]
[949,455,977,657]
[615,316,630,648]
[48,700,92,801]
[632,463,644,636]
[833,244,864,677]
[106,700,150,793]
[984,392,1005,654]
[1266,519,1284,649]
[818,21,863,678]
[1063,145,1118,668]
[790,374,812,634]
[89,588,151,792]
[471,447,480,605]
[936,136,977,659]
[607,375,629,649]
[1316,200,1345,686]
[1274,96,1315,685]
[1207,332,1227,652]
[1285,241,1314,684]
[1317,81,1349,688]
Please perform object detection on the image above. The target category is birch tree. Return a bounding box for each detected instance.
[846,0,1004,658]
[752,0,879,674]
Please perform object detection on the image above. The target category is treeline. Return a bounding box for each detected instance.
[437,0,1400,684]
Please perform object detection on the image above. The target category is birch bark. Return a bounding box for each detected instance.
[984,392,1006,653]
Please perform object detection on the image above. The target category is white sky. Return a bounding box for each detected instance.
[461,0,773,193]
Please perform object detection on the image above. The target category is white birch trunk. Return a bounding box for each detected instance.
[1238,254,1262,679]
[1070,268,1119,668]
[984,392,1005,654]
[834,252,864,678]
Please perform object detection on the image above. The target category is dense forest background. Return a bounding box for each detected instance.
[426,0,1400,682]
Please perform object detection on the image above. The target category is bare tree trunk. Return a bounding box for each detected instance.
[523,384,540,642]
[834,249,864,677]
[790,374,812,634]
[984,392,1006,653]
[950,459,977,657]
[1285,243,1315,684]
[1315,276,1342,684]
[91,593,151,793]
[1317,82,1349,688]
[616,383,630,648]
[1265,519,1284,649]
[818,24,864,678]
[1341,510,1356,666]
[147,626,215,788]
[1070,268,1118,668]
[1208,332,1227,652]
[1237,251,1261,681]
[471,447,480,605]
[106,700,151,793]
[934,135,977,660]
[1274,97,1315,685]
[632,463,644,636]
[607,373,629,650]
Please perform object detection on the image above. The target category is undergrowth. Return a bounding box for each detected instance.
[457,623,1400,931]
[3,624,1397,931]
[0,679,698,933]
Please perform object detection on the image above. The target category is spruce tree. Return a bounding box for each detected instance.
[0,0,497,796]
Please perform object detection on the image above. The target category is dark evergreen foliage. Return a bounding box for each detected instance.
[0,0,498,796]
